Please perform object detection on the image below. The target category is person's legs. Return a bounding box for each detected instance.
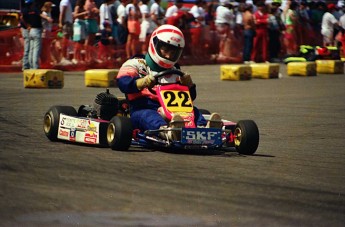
[126,34,133,58]
[21,28,30,70]
[262,30,268,62]
[30,28,42,69]
[251,30,259,62]
[243,29,254,62]
[130,108,167,131]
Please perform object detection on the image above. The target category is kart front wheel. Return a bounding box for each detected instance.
[234,120,259,155]
[44,106,77,141]
[107,116,133,151]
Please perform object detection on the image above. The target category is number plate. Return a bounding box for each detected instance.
[160,90,193,113]
[181,128,222,145]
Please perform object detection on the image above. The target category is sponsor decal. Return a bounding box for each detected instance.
[60,115,89,130]
[182,128,222,145]
[70,128,76,141]
[84,132,97,144]
[84,122,98,144]
[170,36,181,43]
[59,129,69,138]
[59,115,100,144]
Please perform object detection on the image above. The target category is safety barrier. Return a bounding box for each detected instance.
[0,25,247,72]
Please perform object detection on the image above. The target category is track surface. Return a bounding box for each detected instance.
[0,65,345,226]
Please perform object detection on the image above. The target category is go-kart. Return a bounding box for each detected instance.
[43,69,259,155]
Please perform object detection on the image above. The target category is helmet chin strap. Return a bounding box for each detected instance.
[145,53,167,72]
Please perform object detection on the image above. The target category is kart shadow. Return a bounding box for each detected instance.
[59,141,155,153]
[57,141,274,157]
[157,147,235,156]
[159,147,275,157]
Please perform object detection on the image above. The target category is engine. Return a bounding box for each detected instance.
[78,89,119,120]
[93,89,119,120]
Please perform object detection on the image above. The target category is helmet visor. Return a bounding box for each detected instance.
[154,37,183,62]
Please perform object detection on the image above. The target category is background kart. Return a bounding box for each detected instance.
[44,70,260,155]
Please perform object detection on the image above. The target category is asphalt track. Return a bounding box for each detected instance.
[0,64,345,226]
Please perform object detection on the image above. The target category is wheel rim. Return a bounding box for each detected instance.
[44,114,52,134]
[107,123,115,143]
[234,127,242,146]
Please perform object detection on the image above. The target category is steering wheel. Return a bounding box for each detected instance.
[149,69,185,94]
[153,69,185,80]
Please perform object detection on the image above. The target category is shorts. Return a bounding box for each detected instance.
[86,18,98,34]
[73,19,87,41]
[127,20,140,36]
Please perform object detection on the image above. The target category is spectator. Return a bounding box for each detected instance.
[139,0,157,54]
[115,0,128,45]
[309,1,324,46]
[251,1,269,62]
[282,0,298,56]
[234,2,244,37]
[84,0,99,62]
[165,0,184,26]
[150,0,165,26]
[214,0,236,62]
[268,1,285,62]
[50,31,64,64]
[100,0,115,31]
[109,0,121,44]
[41,1,55,67]
[338,6,345,56]
[189,0,206,25]
[21,0,52,69]
[72,0,88,64]
[188,0,206,58]
[41,1,54,39]
[321,3,339,46]
[242,3,255,63]
[59,0,73,63]
[125,0,141,58]
[297,1,311,46]
[99,20,114,60]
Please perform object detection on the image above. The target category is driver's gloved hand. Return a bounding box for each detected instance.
[136,74,155,90]
[180,73,194,88]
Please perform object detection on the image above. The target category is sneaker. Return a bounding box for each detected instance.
[206,113,223,128]
[168,114,184,141]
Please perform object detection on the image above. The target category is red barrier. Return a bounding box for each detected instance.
[0,25,243,72]
[0,27,22,66]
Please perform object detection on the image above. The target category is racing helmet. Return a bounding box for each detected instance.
[148,24,185,69]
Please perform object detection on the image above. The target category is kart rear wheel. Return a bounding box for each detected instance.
[44,106,77,141]
[234,120,259,155]
[107,116,133,151]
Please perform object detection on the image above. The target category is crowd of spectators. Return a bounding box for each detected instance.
[19,0,345,70]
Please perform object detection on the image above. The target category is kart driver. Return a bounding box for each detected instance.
[117,24,221,139]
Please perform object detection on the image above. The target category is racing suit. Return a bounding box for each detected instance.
[117,55,207,131]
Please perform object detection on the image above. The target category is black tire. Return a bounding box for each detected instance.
[199,109,211,115]
[234,120,259,155]
[43,106,77,141]
[107,116,133,151]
